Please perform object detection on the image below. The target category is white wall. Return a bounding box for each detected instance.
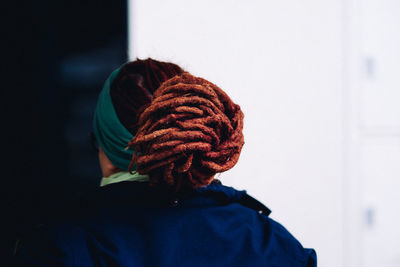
[129,1,344,266]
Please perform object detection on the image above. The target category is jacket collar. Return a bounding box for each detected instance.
[81,180,271,216]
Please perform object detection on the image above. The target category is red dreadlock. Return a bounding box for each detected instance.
[128,72,244,191]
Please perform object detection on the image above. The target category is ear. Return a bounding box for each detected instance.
[98,147,120,177]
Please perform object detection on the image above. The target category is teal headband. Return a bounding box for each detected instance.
[93,65,136,171]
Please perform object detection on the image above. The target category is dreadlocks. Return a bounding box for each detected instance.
[128,72,244,191]
[110,58,184,134]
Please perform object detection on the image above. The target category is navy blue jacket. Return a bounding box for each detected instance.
[14,181,316,266]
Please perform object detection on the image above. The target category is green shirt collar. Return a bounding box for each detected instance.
[100,171,149,187]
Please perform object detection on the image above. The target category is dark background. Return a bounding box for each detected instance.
[4,0,127,262]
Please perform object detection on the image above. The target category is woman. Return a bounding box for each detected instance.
[15,58,316,266]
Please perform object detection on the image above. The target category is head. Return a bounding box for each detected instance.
[94,58,244,191]
[93,58,184,177]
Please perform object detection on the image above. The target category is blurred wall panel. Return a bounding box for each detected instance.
[359,0,400,266]
[129,1,344,266]
[361,0,400,130]
[361,138,400,267]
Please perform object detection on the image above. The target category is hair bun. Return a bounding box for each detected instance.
[128,72,244,190]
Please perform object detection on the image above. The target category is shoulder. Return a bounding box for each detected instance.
[13,221,90,266]
[196,182,317,266]
[263,217,317,266]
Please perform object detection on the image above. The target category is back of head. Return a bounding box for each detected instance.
[127,72,245,191]
[93,58,185,172]
[100,58,244,191]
